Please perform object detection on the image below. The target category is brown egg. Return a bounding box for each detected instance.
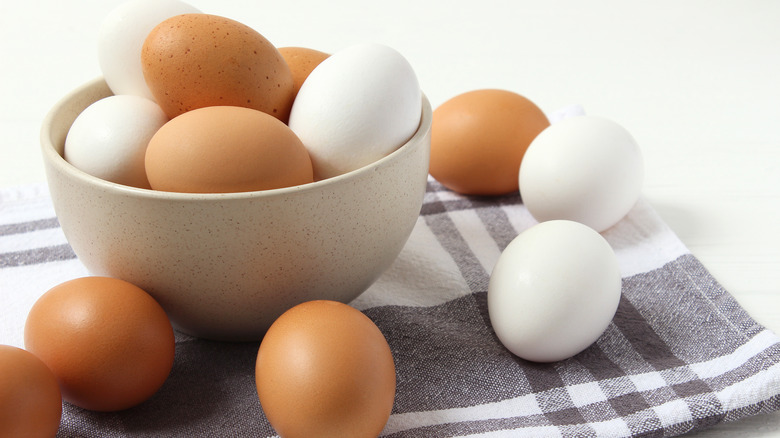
[278,46,330,98]
[0,345,62,437]
[142,14,295,122]
[145,105,314,193]
[256,300,396,438]
[24,277,175,412]
[430,89,550,196]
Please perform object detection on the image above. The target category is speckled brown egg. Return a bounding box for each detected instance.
[255,300,396,438]
[141,13,295,122]
[278,46,330,98]
[0,345,62,437]
[145,105,314,193]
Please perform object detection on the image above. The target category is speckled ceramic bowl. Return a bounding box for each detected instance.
[40,78,431,342]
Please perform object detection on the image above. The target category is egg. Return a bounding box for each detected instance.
[488,220,621,363]
[145,105,313,193]
[64,94,168,189]
[429,89,550,196]
[288,43,421,180]
[142,13,295,121]
[98,0,201,101]
[255,300,396,438]
[24,276,175,412]
[0,345,62,437]
[518,115,644,232]
[278,46,330,98]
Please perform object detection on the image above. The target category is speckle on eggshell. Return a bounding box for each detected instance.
[141,14,295,122]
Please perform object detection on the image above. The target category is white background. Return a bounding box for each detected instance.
[1,1,779,436]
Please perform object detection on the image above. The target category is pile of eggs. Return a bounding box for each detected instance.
[5,0,415,436]
[430,89,644,233]
[65,0,422,193]
[4,0,648,437]
[429,89,644,363]
[3,276,394,438]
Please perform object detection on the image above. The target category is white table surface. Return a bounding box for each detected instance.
[2,1,779,436]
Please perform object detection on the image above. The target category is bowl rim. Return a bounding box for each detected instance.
[40,77,432,202]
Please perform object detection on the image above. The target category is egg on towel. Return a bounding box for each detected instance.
[429,89,549,196]
[488,220,622,363]
[0,345,62,437]
[256,300,396,438]
[519,115,644,232]
[24,277,175,412]
[288,43,421,180]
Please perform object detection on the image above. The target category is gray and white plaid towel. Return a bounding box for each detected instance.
[2,179,780,437]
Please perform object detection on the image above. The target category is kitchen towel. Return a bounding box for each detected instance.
[2,179,780,437]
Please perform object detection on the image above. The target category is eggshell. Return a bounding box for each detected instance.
[142,13,295,121]
[430,89,550,196]
[0,345,62,437]
[98,0,201,101]
[24,276,175,412]
[256,300,396,437]
[145,105,313,193]
[488,220,621,362]
[288,42,421,180]
[64,94,168,189]
[519,115,644,232]
[278,46,330,98]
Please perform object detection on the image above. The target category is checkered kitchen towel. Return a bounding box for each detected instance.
[2,178,780,437]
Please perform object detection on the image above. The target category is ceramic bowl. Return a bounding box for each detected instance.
[40,78,431,341]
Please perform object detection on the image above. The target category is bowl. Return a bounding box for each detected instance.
[40,78,431,342]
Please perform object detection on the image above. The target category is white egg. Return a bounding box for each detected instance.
[64,95,168,188]
[518,115,644,232]
[288,43,422,180]
[97,0,201,101]
[487,220,621,363]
